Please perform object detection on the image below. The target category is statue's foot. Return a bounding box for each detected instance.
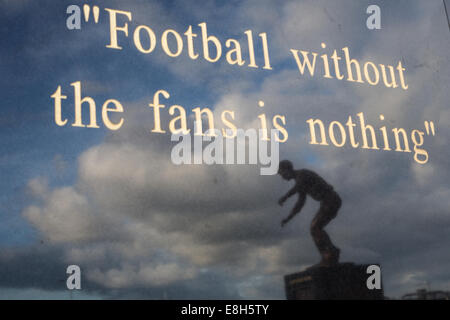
[311,248,340,268]
[328,247,340,264]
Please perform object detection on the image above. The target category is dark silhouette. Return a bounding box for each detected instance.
[278,160,341,267]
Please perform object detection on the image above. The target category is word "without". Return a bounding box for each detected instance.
[291,43,408,90]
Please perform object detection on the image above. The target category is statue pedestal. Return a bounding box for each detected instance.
[284,263,384,300]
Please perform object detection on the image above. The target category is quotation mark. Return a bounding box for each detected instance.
[83,4,100,24]
[424,121,436,136]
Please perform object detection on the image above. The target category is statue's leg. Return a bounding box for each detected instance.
[310,194,341,265]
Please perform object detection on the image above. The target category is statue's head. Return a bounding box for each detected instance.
[278,160,294,180]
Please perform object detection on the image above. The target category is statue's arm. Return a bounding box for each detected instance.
[281,193,306,227]
[278,186,298,206]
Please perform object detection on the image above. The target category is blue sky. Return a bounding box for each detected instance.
[1,0,450,299]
